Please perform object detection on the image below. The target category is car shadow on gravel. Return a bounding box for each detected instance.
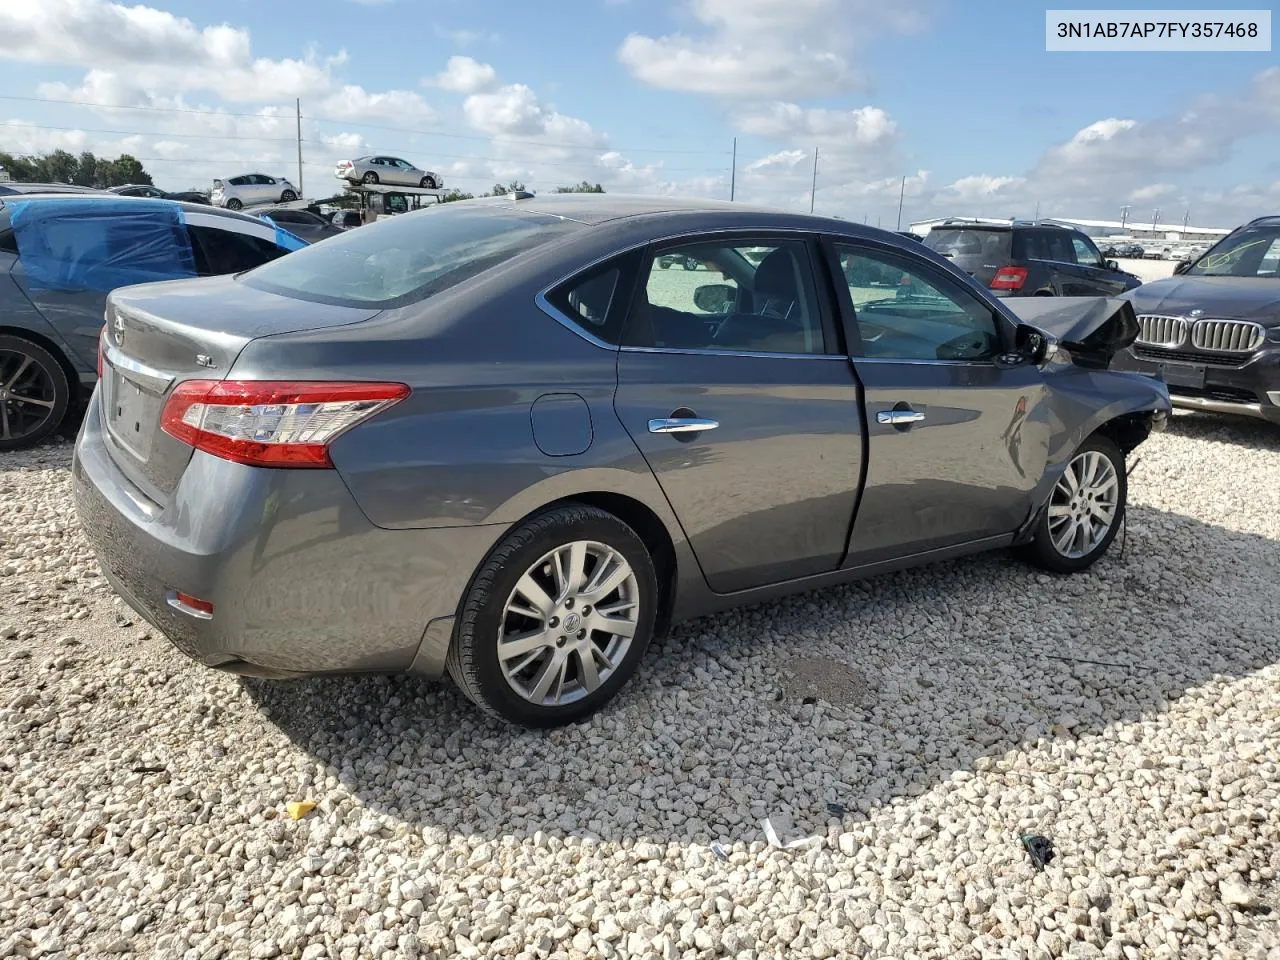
[1162,409,1280,449]
[242,502,1279,846]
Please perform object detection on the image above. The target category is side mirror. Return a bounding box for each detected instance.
[1173,260,1191,275]
[693,283,736,314]
[1015,323,1060,365]
[1105,259,1120,271]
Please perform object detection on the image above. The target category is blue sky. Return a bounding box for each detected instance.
[1,0,1277,227]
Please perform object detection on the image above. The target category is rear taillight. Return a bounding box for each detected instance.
[990,265,1029,291]
[160,380,410,468]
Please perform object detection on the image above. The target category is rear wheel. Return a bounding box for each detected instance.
[1021,434,1126,573]
[280,189,297,202]
[447,505,657,727]
[362,171,379,185]
[0,335,70,452]
[225,198,243,211]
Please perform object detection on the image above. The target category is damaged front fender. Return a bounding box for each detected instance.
[1002,296,1141,369]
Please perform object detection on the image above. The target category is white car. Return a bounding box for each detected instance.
[335,156,442,189]
[211,173,300,210]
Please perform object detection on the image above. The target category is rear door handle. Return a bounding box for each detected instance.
[877,409,926,425]
[648,417,719,434]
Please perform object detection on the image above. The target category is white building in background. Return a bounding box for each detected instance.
[908,215,1233,244]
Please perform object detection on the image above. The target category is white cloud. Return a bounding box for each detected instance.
[618,0,932,99]
[464,84,605,147]
[316,85,436,125]
[735,102,898,147]
[431,56,499,95]
[943,174,1027,202]
[433,27,500,47]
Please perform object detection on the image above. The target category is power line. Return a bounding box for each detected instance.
[0,93,285,121]
[0,120,299,143]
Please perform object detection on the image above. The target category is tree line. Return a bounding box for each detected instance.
[0,149,154,188]
[440,180,605,202]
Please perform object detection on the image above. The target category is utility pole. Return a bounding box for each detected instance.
[809,146,819,214]
[730,137,736,202]
[1034,200,1040,221]
[1120,205,1129,230]
[1152,207,1161,232]
[1182,207,1189,231]
[895,175,906,230]
[295,98,304,196]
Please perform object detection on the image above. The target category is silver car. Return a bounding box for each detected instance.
[73,195,1170,728]
[211,173,300,210]
[335,156,442,189]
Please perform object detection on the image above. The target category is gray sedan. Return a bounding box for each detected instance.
[73,195,1170,727]
[335,156,442,189]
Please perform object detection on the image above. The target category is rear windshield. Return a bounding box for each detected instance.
[242,204,583,307]
[923,228,1011,260]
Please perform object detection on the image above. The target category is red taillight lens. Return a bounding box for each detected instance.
[990,265,1029,291]
[174,592,214,616]
[160,380,410,469]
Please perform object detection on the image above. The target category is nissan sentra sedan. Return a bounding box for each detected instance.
[73,195,1170,727]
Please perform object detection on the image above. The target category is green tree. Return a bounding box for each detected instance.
[0,152,38,182]
[32,149,78,184]
[0,149,154,187]
[485,180,527,196]
[440,189,475,203]
[554,181,604,194]
[98,154,152,187]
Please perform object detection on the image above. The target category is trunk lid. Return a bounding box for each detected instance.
[100,274,380,500]
[923,227,1012,287]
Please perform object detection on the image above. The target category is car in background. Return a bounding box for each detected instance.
[0,182,104,196]
[72,194,1168,727]
[254,207,345,243]
[657,252,700,270]
[335,156,442,189]
[211,173,300,210]
[0,194,302,450]
[330,210,363,229]
[110,184,211,205]
[1114,215,1280,425]
[923,220,1142,297]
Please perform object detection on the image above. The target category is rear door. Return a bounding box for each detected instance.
[828,237,1049,564]
[614,233,864,594]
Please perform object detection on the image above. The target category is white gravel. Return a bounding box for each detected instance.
[2,412,1279,960]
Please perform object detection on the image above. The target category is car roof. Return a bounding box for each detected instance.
[471,192,873,230]
[0,182,105,195]
[0,192,270,227]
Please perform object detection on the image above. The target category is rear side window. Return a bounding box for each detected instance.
[243,204,584,308]
[543,252,639,345]
[924,228,1011,260]
[189,225,287,276]
[1019,230,1075,263]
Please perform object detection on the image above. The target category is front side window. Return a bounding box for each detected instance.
[1071,234,1102,267]
[242,204,583,307]
[834,243,1001,362]
[626,239,826,355]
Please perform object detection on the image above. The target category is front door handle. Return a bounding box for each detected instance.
[648,417,719,434]
[877,409,926,425]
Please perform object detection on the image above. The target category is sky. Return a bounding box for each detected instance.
[0,0,1277,229]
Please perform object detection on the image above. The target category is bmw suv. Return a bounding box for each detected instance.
[1113,215,1280,424]
[923,220,1142,298]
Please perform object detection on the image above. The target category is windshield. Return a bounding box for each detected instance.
[923,228,1011,260]
[242,203,583,307]
[1185,223,1280,278]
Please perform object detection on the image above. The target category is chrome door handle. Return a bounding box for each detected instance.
[877,409,926,425]
[648,417,719,434]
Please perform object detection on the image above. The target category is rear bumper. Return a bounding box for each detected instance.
[72,395,507,678]
[1112,348,1280,425]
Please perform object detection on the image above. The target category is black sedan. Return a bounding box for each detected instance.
[254,207,345,243]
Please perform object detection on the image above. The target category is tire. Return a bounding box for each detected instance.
[281,189,297,202]
[420,177,436,189]
[682,259,697,271]
[362,171,379,185]
[1020,433,1127,574]
[0,335,71,452]
[447,504,658,727]
[225,198,243,211]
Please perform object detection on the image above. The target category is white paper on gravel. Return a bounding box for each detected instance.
[762,814,822,850]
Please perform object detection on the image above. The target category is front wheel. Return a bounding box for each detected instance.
[0,335,71,452]
[280,189,297,202]
[420,177,436,189]
[1020,434,1127,573]
[447,505,657,727]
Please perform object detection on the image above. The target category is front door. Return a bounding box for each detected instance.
[829,239,1049,564]
[1068,233,1127,296]
[614,235,864,594]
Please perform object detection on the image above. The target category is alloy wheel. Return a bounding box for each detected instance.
[497,540,640,707]
[1047,450,1120,559]
[0,349,59,444]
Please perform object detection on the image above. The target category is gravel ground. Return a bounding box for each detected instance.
[2,412,1279,960]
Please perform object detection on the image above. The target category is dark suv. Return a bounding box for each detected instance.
[923,220,1141,298]
[1113,215,1280,424]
